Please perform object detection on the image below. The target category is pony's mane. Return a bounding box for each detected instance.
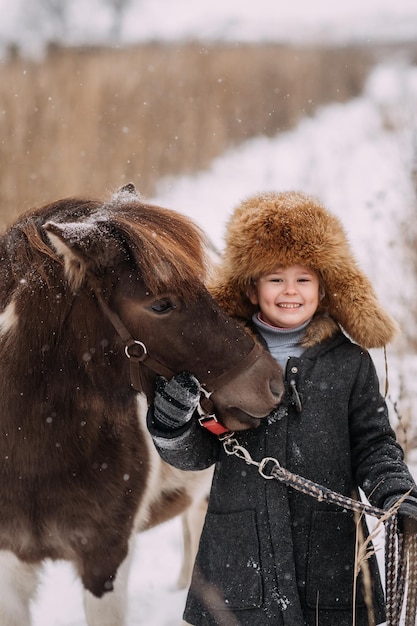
[106,199,210,300]
[3,196,210,302]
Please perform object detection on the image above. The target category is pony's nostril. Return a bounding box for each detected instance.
[270,378,284,400]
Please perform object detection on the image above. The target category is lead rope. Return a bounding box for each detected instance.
[220,433,417,626]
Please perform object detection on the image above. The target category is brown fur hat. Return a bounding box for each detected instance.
[210,191,399,349]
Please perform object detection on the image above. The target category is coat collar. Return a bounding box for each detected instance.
[301,312,340,348]
[247,312,341,351]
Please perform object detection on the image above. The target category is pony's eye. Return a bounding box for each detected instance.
[151,298,175,313]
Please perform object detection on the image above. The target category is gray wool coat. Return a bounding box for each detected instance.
[147,328,417,626]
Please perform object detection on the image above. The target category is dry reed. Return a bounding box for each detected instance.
[0,41,372,227]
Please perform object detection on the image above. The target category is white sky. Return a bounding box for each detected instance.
[1,0,417,55]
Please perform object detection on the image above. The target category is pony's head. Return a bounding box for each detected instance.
[12,184,283,431]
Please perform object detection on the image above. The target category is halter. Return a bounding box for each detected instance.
[91,285,263,434]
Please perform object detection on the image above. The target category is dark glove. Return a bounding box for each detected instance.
[153,371,200,430]
[384,495,417,535]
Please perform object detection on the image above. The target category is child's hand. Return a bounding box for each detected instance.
[153,371,201,429]
[397,498,417,536]
[385,495,417,536]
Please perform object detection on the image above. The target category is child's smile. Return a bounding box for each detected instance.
[249,264,320,329]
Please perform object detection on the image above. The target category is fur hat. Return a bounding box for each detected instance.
[210,191,399,349]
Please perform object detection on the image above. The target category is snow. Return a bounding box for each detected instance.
[29,59,417,626]
[32,519,188,626]
[1,1,415,624]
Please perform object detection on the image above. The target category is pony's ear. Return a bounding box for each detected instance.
[43,220,125,291]
[112,182,141,200]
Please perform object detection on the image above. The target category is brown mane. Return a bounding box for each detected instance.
[104,199,210,299]
[5,195,209,300]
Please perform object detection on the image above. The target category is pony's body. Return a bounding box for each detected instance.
[0,186,283,625]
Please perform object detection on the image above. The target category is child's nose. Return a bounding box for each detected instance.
[284,282,297,294]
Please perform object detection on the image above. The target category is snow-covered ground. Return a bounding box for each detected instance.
[30,59,417,625]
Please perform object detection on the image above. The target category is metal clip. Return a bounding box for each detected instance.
[258,457,281,480]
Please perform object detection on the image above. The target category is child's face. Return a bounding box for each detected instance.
[248,264,320,329]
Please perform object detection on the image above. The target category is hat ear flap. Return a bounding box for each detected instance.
[323,268,399,348]
[246,282,259,306]
[210,280,257,320]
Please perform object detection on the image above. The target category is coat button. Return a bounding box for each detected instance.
[291,366,298,374]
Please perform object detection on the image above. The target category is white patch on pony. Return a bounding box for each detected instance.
[133,394,213,531]
[133,394,213,589]
[132,394,167,531]
[0,550,40,626]
[0,300,17,335]
[132,394,211,532]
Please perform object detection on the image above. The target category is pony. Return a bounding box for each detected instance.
[0,184,284,625]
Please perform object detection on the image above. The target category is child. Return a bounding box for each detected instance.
[147,191,417,626]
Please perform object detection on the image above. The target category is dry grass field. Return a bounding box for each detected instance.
[0,41,373,226]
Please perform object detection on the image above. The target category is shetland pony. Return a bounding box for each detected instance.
[0,184,283,625]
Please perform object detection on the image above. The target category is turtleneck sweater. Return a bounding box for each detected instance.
[252,313,311,371]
